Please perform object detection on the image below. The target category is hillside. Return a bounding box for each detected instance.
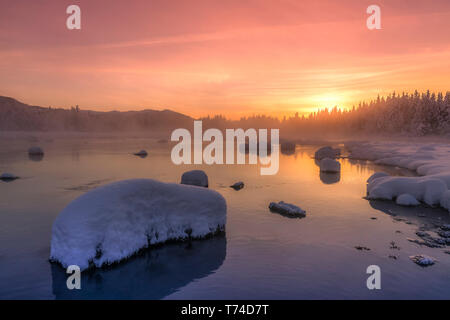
[0,96,194,132]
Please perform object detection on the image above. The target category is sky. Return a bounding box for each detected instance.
[1,0,450,119]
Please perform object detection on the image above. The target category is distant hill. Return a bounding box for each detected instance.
[0,96,194,132]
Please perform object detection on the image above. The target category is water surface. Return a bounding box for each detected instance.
[1,137,449,299]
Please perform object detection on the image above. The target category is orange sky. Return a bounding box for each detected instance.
[1,0,450,119]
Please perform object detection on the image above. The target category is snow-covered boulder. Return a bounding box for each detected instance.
[319,158,341,173]
[396,193,420,206]
[0,173,19,181]
[409,254,436,267]
[269,201,306,218]
[314,146,340,160]
[441,190,450,211]
[50,179,226,271]
[367,172,389,184]
[230,181,244,190]
[28,146,44,155]
[134,150,148,157]
[181,170,208,188]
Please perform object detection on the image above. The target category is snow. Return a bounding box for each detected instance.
[0,173,19,180]
[409,254,436,266]
[441,190,450,211]
[367,172,389,184]
[314,146,340,160]
[181,170,209,188]
[28,146,44,155]
[319,158,341,173]
[348,142,450,211]
[269,201,306,218]
[50,179,226,271]
[396,193,420,206]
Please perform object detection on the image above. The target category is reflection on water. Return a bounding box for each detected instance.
[1,137,450,299]
[28,153,44,162]
[320,171,341,184]
[51,236,226,300]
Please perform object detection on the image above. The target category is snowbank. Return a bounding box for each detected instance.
[269,201,306,218]
[181,170,209,188]
[50,179,226,271]
[314,146,340,160]
[28,146,44,155]
[320,158,341,173]
[347,142,450,211]
[396,193,420,206]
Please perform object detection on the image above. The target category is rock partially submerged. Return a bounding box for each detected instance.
[396,193,420,206]
[314,146,340,160]
[50,179,226,271]
[134,150,148,157]
[28,146,44,155]
[409,254,436,267]
[230,181,244,190]
[280,141,296,155]
[181,170,208,188]
[269,201,306,218]
[320,158,341,173]
[0,173,19,181]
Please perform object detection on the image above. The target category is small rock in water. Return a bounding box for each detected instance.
[230,182,244,190]
[134,150,148,157]
[370,217,377,220]
[409,254,436,267]
[440,224,450,231]
[319,158,341,173]
[181,170,209,188]
[0,173,19,181]
[354,246,371,251]
[314,146,340,160]
[407,238,444,248]
[444,251,450,255]
[389,255,398,260]
[390,241,400,250]
[269,201,306,218]
[438,230,450,238]
[280,141,296,155]
[28,146,44,155]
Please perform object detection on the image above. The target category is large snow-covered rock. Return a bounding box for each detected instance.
[314,146,340,160]
[319,158,341,173]
[28,146,44,155]
[50,179,226,271]
[349,142,450,211]
[181,170,209,188]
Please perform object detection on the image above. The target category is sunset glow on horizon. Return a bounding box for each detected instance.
[1,0,450,119]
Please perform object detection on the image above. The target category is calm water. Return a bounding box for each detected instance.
[1,136,450,299]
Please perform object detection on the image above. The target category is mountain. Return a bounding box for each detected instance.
[0,96,194,132]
